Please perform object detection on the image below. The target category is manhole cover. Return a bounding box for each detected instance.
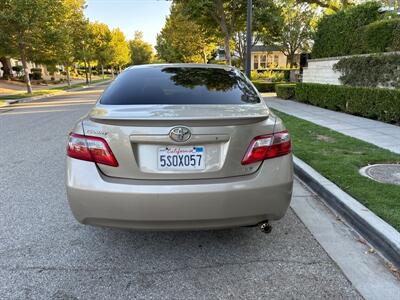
[359,164,400,185]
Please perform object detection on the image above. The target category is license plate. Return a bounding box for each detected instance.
[158,146,205,170]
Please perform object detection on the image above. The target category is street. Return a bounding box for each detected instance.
[0,83,365,299]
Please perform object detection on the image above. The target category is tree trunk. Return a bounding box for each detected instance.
[83,58,89,85]
[66,65,71,87]
[202,49,207,64]
[19,43,32,94]
[111,66,115,79]
[289,53,295,68]
[236,33,245,69]
[118,65,121,73]
[101,64,105,79]
[88,62,92,84]
[224,34,232,65]
[216,0,231,65]
[0,56,12,79]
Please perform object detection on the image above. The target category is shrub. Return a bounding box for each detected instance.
[12,65,23,76]
[250,70,259,79]
[46,65,58,74]
[295,83,400,124]
[333,53,400,89]
[362,18,400,53]
[312,2,382,58]
[275,84,296,99]
[252,81,285,92]
[30,68,42,80]
[251,70,286,82]
[12,65,23,73]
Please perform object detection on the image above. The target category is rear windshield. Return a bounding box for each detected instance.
[99,66,260,105]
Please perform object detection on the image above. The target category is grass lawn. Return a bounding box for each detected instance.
[0,89,64,100]
[56,77,111,91]
[0,77,111,101]
[273,110,400,232]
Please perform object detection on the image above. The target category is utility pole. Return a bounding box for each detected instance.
[245,0,252,79]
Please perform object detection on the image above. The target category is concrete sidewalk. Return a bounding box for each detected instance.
[265,96,400,154]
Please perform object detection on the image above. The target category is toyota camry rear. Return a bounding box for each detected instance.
[65,64,293,230]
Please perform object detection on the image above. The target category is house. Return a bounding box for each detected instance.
[251,45,300,70]
[0,58,61,80]
[214,45,301,70]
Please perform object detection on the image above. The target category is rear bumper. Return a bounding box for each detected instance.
[66,155,293,230]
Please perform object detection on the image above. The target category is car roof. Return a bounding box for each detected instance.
[125,63,236,72]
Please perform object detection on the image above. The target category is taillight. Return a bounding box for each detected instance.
[241,130,291,165]
[67,133,119,167]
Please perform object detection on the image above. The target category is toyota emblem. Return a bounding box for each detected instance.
[169,126,191,142]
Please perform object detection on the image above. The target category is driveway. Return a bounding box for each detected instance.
[0,84,363,299]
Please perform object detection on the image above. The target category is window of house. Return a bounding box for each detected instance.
[274,54,279,65]
[253,55,259,69]
[260,55,267,69]
[267,54,274,68]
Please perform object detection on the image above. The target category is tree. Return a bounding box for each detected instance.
[0,41,17,79]
[0,56,13,79]
[44,0,87,86]
[297,0,353,12]
[156,3,217,63]
[176,0,249,65]
[0,0,65,93]
[0,22,18,80]
[110,28,131,76]
[267,0,317,67]
[129,31,153,65]
[89,22,113,79]
[233,0,282,69]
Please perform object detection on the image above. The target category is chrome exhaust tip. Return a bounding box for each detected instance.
[259,221,272,234]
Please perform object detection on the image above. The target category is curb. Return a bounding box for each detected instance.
[5,90,66,105]
[3,79,112,105]
[293,156,400,269]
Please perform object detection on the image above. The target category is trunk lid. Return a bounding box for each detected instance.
[83,103,275,180]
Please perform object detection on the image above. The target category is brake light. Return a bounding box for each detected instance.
[67,133,119,167]
[241,131,291,165]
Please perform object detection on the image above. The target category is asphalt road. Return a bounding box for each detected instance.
[0,84,362,299]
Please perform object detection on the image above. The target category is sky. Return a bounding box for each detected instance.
[85,0,172,46]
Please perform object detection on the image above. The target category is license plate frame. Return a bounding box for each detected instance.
[157,146,205,170]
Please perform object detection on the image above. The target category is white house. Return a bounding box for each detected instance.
[0,58,60,79]
[251,45,300,70]
[214,45,301,70]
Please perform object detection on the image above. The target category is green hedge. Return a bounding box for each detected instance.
[312,2,381,58]
[295,83,400,124]
[333,53,400,89]
[275,84,296,99]
[362,18,400,53]
[30,68,42,80]
[252,81,286,93]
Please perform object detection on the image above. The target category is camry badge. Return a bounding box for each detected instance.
[169,126,191,142]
